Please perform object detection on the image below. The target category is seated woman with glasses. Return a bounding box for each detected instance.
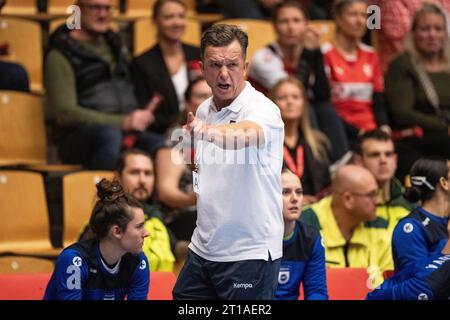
[391,157,450,274]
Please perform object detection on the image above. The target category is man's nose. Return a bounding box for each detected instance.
[219,66,229,78]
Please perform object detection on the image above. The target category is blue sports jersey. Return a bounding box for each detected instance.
[367,251,450,300]
[392,207,448,273]
[275,221,328,300]
[44,240,149,300]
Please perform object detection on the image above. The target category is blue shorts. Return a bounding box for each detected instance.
[173,249,281,300]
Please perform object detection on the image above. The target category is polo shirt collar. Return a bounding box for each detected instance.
[209,81,252,114]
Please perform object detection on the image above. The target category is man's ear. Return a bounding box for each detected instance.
[341,191,354,210]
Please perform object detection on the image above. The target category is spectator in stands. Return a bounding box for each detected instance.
[45,0,164,170]
[130,0,201,135]
[155,78,211,245]
[353,130,416,235]
[300,165,393,288]
[0,0,30,92]
[371,0,450,73]
[385,3,450,180]
[323,0,390,141]
[79,149,177,272]
[269,77,331,204]
[367,220,450,300]
[249,0,349,162]
[275,168,328,300]
[44,179,149,300]
[391,157,450,273]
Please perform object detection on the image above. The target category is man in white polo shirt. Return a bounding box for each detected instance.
[172,24,285,300]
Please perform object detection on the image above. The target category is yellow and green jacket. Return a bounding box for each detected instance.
[300,196,393,288]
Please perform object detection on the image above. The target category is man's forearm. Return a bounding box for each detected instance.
[205,120,264,149]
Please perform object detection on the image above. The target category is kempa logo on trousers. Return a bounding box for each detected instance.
[233,283,253,290]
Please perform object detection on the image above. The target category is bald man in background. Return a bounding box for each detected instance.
[300,165,393,288]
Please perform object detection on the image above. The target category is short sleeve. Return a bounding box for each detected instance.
[244,98,284,149]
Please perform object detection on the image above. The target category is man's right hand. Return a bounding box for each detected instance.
[122,94,162,131]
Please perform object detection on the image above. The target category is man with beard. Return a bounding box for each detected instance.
[80,149,176,272]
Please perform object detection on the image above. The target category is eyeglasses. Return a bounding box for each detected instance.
[79,3,117,13]
[350,190,379,199]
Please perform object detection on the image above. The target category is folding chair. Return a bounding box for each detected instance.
[0,91,46,166]
[0,18,43,93]
[62,171,114,247]
[0,170,61,256]
[215,19,276,62]
[1,0,37,15]
[0,256,54,274]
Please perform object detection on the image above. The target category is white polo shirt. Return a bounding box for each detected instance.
[189,82,285,262]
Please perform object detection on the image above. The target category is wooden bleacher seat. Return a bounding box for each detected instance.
[0,256,54,274]
[0,91,46,166]
[0,17,43,93]
[1,0,37,15]
[215,19,276,62]
[62,171,114,247]
[0,170,61,256]
[309,20,336,45]
[47,0,119,15]
[0,90,82,171]
[125,0,153,18]
[134,17,201,56]
[0,273,51,300]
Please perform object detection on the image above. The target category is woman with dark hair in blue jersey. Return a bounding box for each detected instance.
[44,179,150,300]
[275,169,328,300]
[391,157,450,273]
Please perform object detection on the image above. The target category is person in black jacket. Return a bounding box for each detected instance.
[130,0,201,135]
[45,0,164,170]
[269,77,331,204]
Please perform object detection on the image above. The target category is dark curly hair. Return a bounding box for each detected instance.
[89,179,143,239]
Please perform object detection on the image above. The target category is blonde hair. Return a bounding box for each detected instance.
[269,77,330,163]
[403,3,450,72]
